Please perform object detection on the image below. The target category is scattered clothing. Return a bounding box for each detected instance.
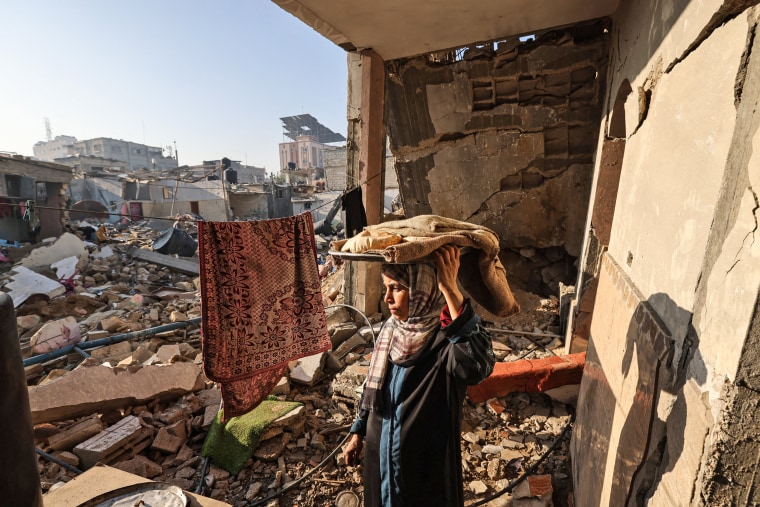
[201,399,302,474]
[341,186,367,237]
[198,213,331,420]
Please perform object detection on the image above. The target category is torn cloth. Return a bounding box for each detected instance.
[331,214,519,317]
[199,213,331,420]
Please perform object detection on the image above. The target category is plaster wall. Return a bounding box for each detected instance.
[150,180,225,202]
[608,14,743,354]
[229,193,269,220]
[141,199,227,222]
[573,0,760,503]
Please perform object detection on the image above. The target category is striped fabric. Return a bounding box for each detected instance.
[361,263,444,411]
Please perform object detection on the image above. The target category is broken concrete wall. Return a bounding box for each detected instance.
[139,180,228,222]
[385,22,609,271]
[228,191,269,220]
[39,182,67,240]
[571,0,760,504]
[0,158,73,242]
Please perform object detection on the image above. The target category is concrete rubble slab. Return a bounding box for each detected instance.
[4,266,66,307]
[290,352,326,385]
[51,255,79,281]
[328,322,359,348]
[29,362,206,424]
[127,246,199,275]
[20,232,87,270]
[30,316,82,354]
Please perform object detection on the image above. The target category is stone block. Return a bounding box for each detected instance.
[157,344,182,363]
[151,420,187,454]
[100,316,128,333]
[329,323,359,348]
[325,306,351,329]
[73,416,152,469]
[89,341,133,364]
[48,416,103,451]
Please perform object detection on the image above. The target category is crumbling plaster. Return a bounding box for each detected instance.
[385,22,609,260]
[572,0,760,503]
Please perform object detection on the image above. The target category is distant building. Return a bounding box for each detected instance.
[33,136,178,172]
[278,114,345,187]
[32,135,77,162]
[189,159,266,184]
[0,155,73,242]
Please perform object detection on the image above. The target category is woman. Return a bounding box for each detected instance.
[344,245,496,507]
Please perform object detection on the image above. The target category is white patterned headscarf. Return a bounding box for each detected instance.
[360,262,444,411]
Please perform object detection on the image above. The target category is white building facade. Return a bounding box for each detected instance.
[33,136,178,172]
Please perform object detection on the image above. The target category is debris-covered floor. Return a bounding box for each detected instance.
[3,222,576,507]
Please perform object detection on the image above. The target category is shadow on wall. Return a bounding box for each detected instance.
[572,292,707,506]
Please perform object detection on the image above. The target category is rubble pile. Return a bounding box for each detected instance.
[3,226,575,507]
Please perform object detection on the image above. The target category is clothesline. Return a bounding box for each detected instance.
[1,170,384,223]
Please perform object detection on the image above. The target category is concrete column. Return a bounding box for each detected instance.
[0,293,43,506]
[359,49,386,227]
[344,50,386,316]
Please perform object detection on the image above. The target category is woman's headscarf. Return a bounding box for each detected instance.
[361,262,444,411]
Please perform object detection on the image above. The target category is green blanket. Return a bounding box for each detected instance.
[201,400,302,474]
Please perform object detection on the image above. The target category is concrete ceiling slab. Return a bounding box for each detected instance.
[272,0,620,60]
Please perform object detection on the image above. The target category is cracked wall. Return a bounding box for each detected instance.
[384,21,609,294]
[572,0,760,505]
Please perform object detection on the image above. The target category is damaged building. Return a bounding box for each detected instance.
[0,155,73,243]
[274,0,760,504]
[3,0,760,505]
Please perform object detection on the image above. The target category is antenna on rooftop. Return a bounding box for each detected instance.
[44,117,52,141]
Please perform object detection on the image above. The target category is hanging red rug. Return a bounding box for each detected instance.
[198,213,331,420]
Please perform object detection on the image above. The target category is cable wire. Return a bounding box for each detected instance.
[3,169,386,223]
[468,411,575,506]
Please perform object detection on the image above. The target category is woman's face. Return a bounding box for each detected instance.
[382,273,410,321]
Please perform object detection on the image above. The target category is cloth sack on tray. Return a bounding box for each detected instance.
[331,214,519,317]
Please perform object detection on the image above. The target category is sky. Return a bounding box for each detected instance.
[0,1,348,174]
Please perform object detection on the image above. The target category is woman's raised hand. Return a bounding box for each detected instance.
[434,245,464,317]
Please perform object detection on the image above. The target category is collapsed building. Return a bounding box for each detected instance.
[275,0,760,504]
[2,0,759,505]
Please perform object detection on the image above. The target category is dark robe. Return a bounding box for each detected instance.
[351,301,495,507]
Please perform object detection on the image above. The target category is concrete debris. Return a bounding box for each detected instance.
[290,352,327,386]
[30,316,82,354]
[5,266,66,307]
[4,228,578,506]
[73,415,153,469]
[29,363,206,424]
[20,233,88,270]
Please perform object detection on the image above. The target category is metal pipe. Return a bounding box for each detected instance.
[483,327,562,339]
[73,346,91,359]
[35,447,83,475]
[23,317,201,367]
